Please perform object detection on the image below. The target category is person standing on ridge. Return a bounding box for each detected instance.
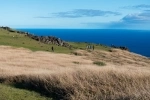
[93,45,94,50]
[51,46,54,52]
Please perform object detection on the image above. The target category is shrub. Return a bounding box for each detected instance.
[73,61,80,64]
[71,52,82,56]
[93,61,106,66]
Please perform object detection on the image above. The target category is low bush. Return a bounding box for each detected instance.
[93,61,106,66]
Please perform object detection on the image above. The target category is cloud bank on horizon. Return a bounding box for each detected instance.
[52,9,121,18]
[0,0,150,30]
[85,10,150,29]
[122,4,150,9]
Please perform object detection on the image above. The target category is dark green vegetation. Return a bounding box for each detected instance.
[0,84,51,100]
[0,27,110,54]
[73,61,80,64]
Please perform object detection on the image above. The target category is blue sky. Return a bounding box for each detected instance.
[0,0,150,29]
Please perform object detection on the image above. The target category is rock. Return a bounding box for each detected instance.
[111,44,129,51]
[28,34,70,47]
[0,26,15,32]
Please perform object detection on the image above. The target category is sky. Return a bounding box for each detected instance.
[0,0,150,29]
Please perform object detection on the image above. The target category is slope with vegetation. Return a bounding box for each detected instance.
[0,27,150,100]
[0,27,71,53]
[0,27,110,53]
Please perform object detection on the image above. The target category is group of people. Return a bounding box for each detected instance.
[51,45,95,52]
[86,45,94,50]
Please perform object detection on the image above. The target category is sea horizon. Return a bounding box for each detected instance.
[16,28,150,31]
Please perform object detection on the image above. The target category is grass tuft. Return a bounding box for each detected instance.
[93,61,106,66]
[73,61,80,64]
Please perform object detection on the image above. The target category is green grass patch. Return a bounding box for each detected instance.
[93,61,106,66]
[0,28,110,54]
[69,42,111,51]
[0,84,52,100]
[0,28,72,53]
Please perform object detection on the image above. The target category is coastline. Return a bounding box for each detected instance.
[17,28,150,58]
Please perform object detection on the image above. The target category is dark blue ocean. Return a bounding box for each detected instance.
[17,29,150,57]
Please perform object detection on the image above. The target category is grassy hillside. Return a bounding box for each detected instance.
[0,28,71,53]
[0,27,110,53]
[0,45,150,100]
[0,27,150,100]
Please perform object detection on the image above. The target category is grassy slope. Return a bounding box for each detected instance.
[3,28,149,100]
[1,28,150,100]
[1,67,150,100]
[0,28,110,53]
[0,84,51,100]
[0,28,71,53]
[0,28,111,100]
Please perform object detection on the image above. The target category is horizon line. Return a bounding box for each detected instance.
[15,28,150,31]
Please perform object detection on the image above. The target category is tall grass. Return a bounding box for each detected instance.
[1,67,150,100]
[0,45,150,100]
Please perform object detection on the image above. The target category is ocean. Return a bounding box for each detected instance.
[17,29,150,58]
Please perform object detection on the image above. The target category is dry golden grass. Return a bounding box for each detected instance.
[0,46,93,76]
[3,67,150,100]
[0,46,150,100]
[75,49,150,67]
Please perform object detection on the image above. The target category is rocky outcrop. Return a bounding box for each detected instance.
[27,34,70,47]
[0,26,15,32]
[111,44,129,51]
